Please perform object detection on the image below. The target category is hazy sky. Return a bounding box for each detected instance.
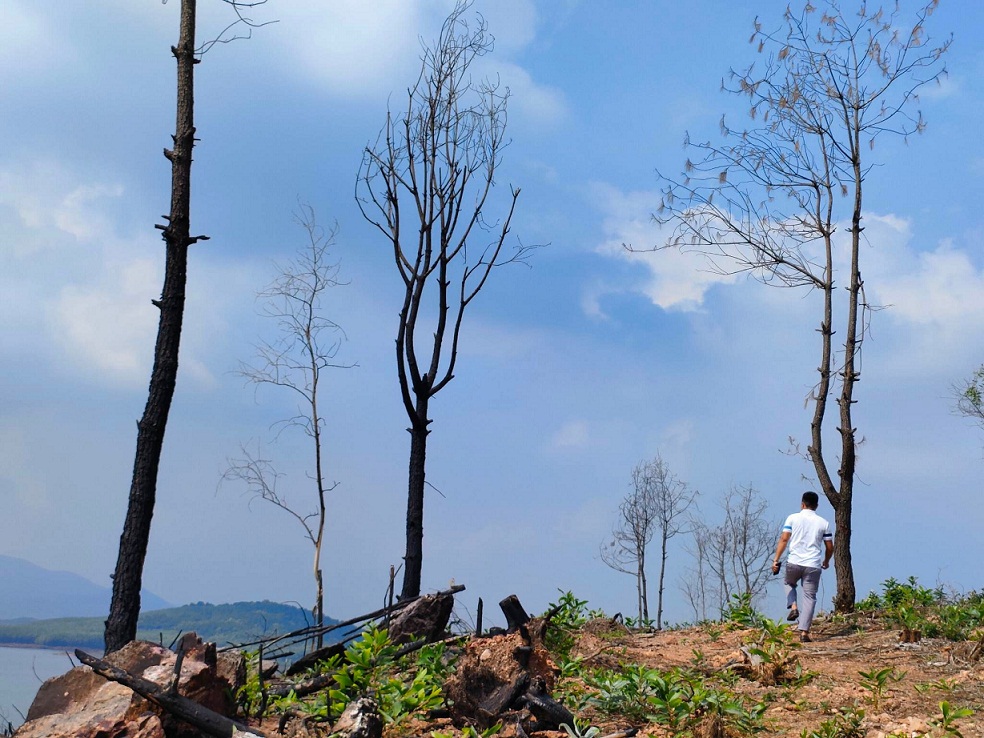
[1,0,981,627]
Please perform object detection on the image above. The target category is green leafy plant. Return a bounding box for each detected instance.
[560,719,601,738]
[915,678,957,694]
[543,590,591,656]
[433,726,501,738]
[858,667,905,709]
[554,654,592,711]
[929,701,974,738]
[859,577,984,642]
[704,623,724,642]
[800,706,865,738]
[246,625,452,725]
[584,664,764,735]
[722,592,764,628]
[745,618,801,686]
[624,615,656,630]
[236,650,265,717]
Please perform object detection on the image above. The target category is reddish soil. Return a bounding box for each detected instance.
[255,615,984,738]
[563,615,984,737]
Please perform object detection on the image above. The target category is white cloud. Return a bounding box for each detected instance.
[283,0,426,98]
[477,0,537,54]
[477,60,567,128]
[860,215,984,375]
[548,419,590,450]
[916,73,960,101]
[50,258,160,385]
[263,0,560,127]
[590,186,984,369]
[590,183,737,313]
[54,183,125,241]
[0,3,64,78]
[0,161,256,390]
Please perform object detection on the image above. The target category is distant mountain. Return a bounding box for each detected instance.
[0,600,337,650]
[0,555,171,620]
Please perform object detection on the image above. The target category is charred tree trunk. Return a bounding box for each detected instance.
[105,0,200,654]
[401,407,429,600]
[831,495,855,611]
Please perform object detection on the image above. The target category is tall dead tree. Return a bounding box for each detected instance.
[357,0,535,599]
[224,207,345,648]
[105,0,204,655]
[655,1,950,611]
[105,0,269,654]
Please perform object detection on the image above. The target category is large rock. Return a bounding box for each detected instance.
[388,592,454,644]
[16,635,246,738]
[331,698,382,738]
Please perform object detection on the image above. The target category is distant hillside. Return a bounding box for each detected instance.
[0,555,170,619]
[0,600,335,650]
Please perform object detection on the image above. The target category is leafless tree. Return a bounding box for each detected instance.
[602,454,696,628]
[106,0,204,656]
[224,207,346,647]
[654,1,950,612]
[105,0,270,654]
[684,485,775,618]
[357,0,536,599]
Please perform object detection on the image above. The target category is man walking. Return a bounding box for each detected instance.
[772,491,833,642]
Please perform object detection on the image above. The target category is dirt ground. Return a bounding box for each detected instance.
[257,614,984,738]
[563,614,984,737]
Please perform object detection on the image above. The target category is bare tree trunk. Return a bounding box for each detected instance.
[314,568,324,649]
[105,0,198,654]
[831,498,855,611]
[310,362,327,647]
[401,411,429,600]
[639,548,648,623]
[830,146,864,613]
[656,530,668,629]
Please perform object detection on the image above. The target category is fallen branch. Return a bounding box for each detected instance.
[75,649,266,738]
[224,584,466,653]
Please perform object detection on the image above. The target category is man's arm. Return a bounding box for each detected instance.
[822,539,833,570]
[772,531,791,573]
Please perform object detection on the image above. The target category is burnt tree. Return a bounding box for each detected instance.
[105,0,204,654]
[357,0,534,599]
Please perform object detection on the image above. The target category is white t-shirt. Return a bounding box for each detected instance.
[782,509,832,568]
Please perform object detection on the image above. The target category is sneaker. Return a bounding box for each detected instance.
[787,609,799,622]
[799,631,812,643]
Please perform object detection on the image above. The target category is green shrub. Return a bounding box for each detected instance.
[800,706,865,738]
[584,664,765,735]
[722,592,764,628]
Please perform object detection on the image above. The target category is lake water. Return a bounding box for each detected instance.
[0,645,75,728]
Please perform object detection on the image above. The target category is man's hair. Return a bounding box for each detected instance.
[802,492,819,510]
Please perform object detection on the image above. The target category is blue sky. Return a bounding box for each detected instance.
[1,0,982,626]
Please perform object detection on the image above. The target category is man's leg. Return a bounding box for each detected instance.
[797,567,823,633]
[784,564,804,614]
